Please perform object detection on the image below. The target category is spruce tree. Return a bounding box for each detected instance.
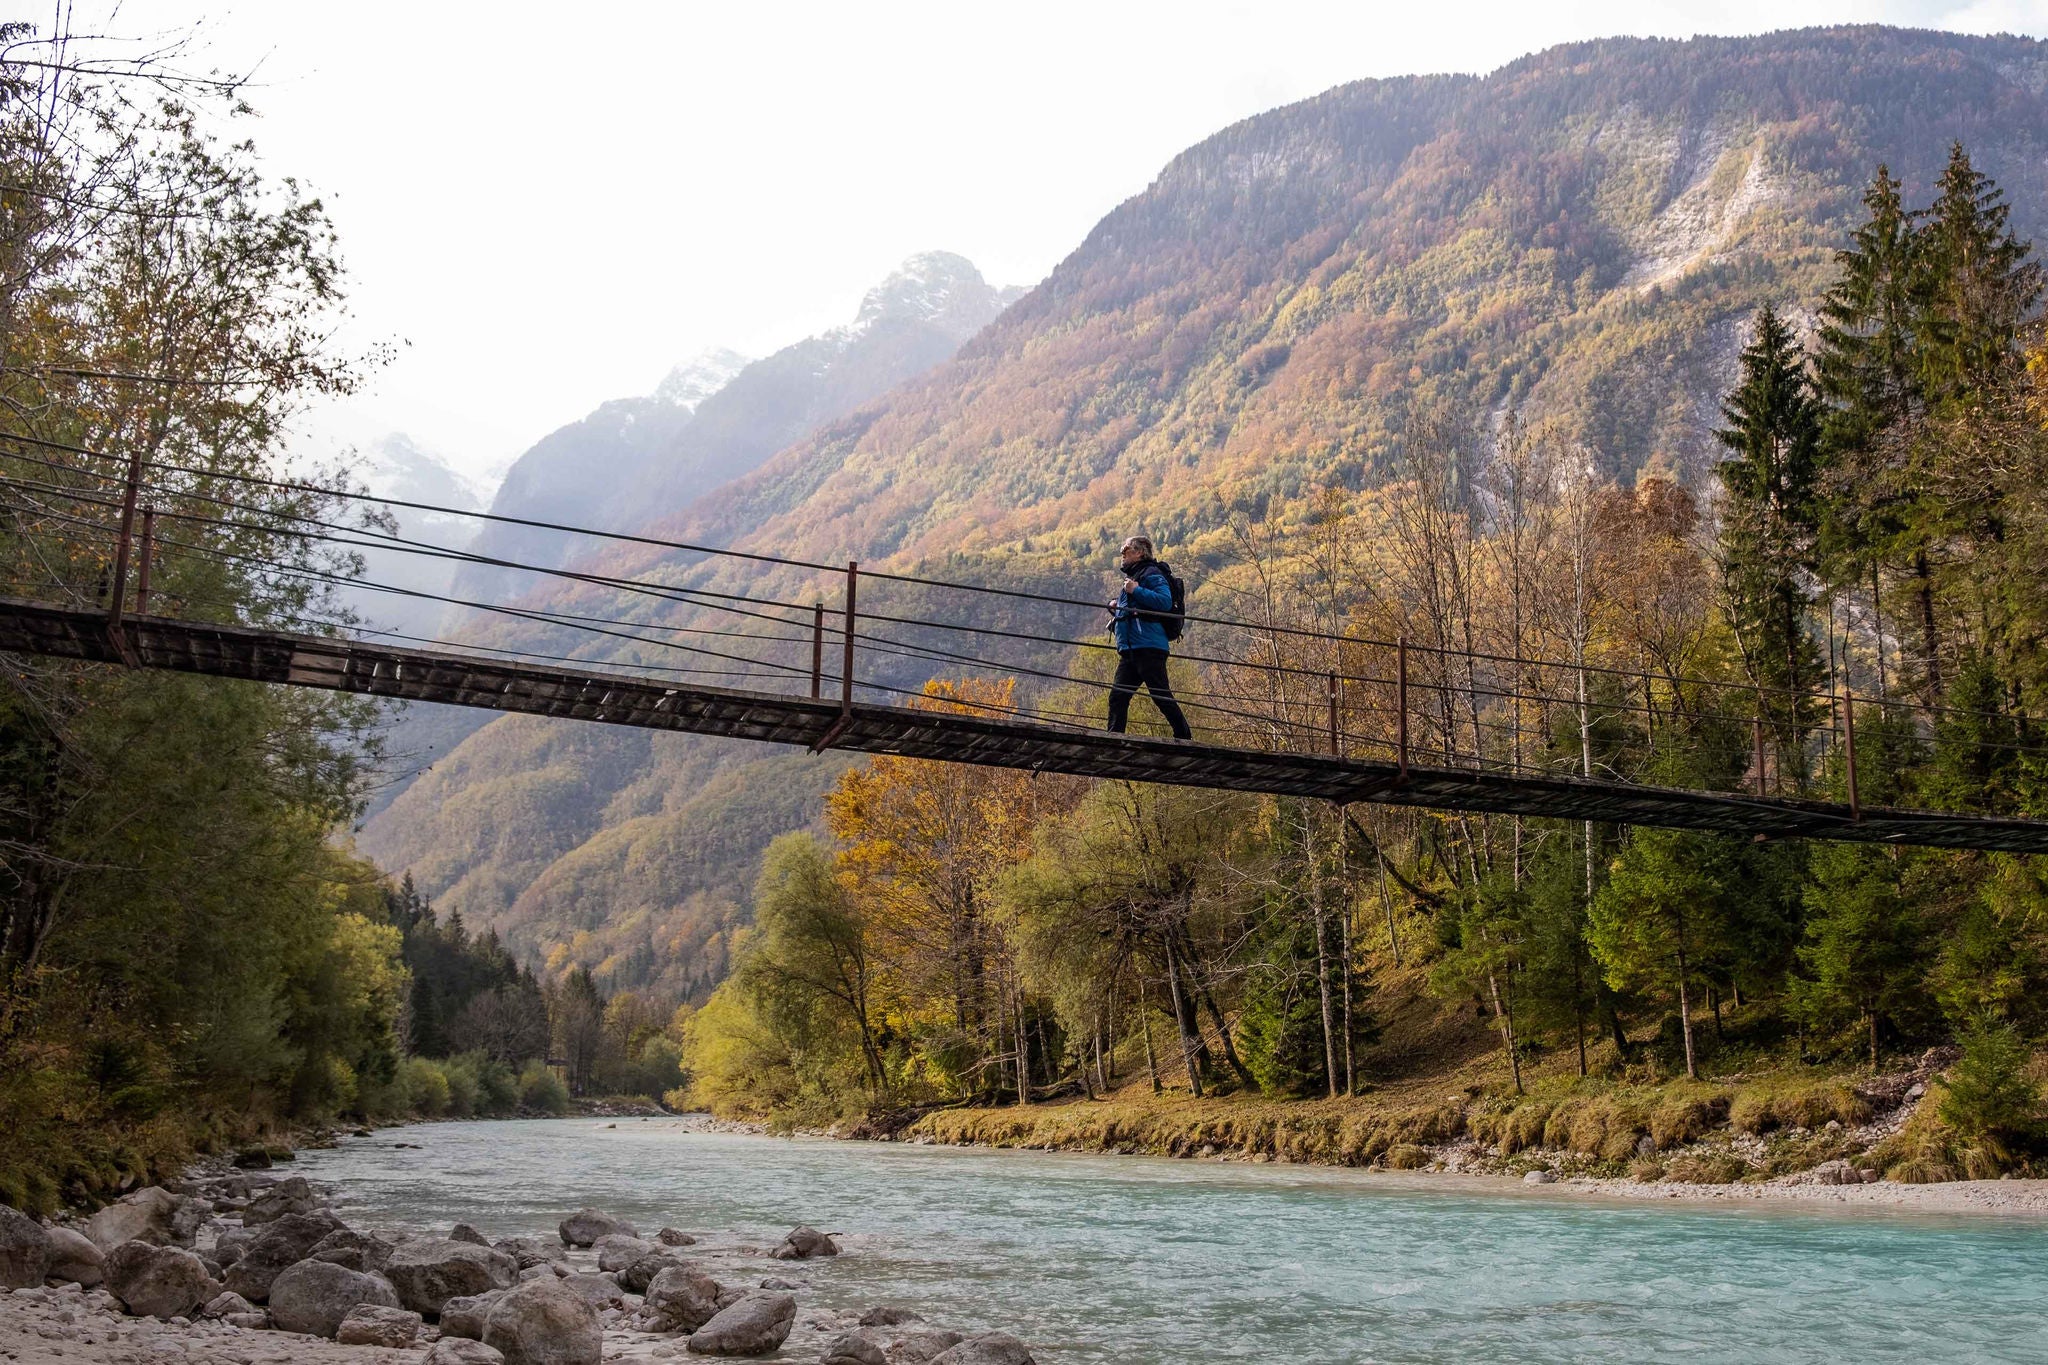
[1717,304,1826,778]
[1815,164,1924,456]
[1917,143,2043,411]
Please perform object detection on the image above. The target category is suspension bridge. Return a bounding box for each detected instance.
[1,430,2046,854]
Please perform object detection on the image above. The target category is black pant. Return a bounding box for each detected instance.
[1106,648,1192,739]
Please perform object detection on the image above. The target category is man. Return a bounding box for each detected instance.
[1105,534,1193,740]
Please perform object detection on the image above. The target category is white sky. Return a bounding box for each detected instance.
[82,0,2048,492]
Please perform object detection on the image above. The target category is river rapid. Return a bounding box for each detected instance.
[289,1118,2048,1363]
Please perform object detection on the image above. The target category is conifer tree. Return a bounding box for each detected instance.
[1815,164,1925,456]
[1717,305,1826,777]
[1917,143,2043,410]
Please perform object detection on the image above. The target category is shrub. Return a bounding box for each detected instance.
[1383,1143,1431,1170]
[398,1058,450,1118]
[1629,1157,1665,1182]
[443,1056,480,1118]
[519,1061,569,1115]
[1939,1022,2040,1151]
[470,1054,519,1115]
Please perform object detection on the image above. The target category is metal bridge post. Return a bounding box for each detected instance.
[810,601,823,699]
[1841,690,1861,821]
[1753,692,1767,798]
[1396,637,1409,780]
[840,561,858,717]
[104,451,145,665]
[135,507,155,616]
[1327,673,1340,757]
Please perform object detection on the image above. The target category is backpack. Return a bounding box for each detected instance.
[1155,561,1189,642]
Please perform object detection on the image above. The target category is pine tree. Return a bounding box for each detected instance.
[1917,143,2044,411]
[1815,164,1925,455]
[1717,304,1826,780]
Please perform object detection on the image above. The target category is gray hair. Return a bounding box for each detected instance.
[1121,534,1154,556]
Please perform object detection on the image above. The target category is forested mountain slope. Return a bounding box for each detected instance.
[361,26,2048,1002]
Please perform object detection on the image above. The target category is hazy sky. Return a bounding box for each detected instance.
[91,0,2048,492]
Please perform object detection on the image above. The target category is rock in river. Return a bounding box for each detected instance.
[0,1205,50,1289]
[557,1208,635,1247]
[104,1240,213,1319]
[686,1291,796,1356]
[641,1263,724,1332]
[267,1257,403,1337]
[482,1276,602,1365]
[593,1233,654,1271]
[619,1248,693,1293]
[822,1331,889,1365]
[930,1333,1037,1365]
[768,1224,839,1260]
[383,1237,519,1316]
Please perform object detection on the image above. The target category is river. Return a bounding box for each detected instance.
[289,1118,2048,1363]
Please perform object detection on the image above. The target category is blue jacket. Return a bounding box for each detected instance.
[1111,561,1175,653]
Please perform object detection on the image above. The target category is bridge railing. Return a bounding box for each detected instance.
[0,427,2040,818]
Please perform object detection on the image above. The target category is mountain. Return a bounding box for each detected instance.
[360,26,2048,1001]
[338,433,490,639]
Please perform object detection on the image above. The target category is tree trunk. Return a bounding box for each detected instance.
[1675,950,1697,1080]
[1312,866,1340,1101]
[1141,984,1161,1094]
[1485,966,1523,1094]
[1162,945,1203,1097]
[1916,550,1942,703]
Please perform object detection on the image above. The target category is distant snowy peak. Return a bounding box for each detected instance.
[363,432,490,512]
[656,347,751,411]
[851,251,1012,344]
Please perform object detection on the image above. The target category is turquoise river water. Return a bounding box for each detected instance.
[290,1118,2048,1363]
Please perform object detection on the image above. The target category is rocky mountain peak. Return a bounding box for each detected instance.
[655,347,752,411]
[853,251,1009,343]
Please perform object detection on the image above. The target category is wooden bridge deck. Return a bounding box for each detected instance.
[2,598,2044,853]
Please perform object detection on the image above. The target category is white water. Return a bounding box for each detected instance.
[291,1119,2048,1363]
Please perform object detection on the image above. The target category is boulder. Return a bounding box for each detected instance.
[268,1257,403,1338]
[308,1227,395,1274]
[641,1263,724,1333]
[891,1331,967,1364]
[685,1291,796,1356]
[243,1175,319,1226]
[232,1148,273,1170]
[822,1332,889,1365]
[84,1187,194,1250]
[44,1226,104,1288]
[0,1205,51,1289]
[337,1302,425,1347]
[225,1310,270,1330]
[560,1272,625,1311]
[103,1240,212,1319]
[439,1289,507,1340]
[210,1227,254,1266]
[451,1222,491,1247]
[929,1334,1036,1365]
[556,1208,634,1247]
[426,1339,509,1365]
[200,1291,254,1319]
[767,1224,838,1260]
[494,1236,564,1270]
[383,1237,519,1317]
[593,1233,655,1272]
[222,1210,348,1301]
[654,1227,697,1247]
[481,1277,602,1365]
[620,1249,693,1294]
[759,1276,802,1290]
[860,1305,924,1327]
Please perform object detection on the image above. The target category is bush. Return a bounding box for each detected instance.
[470,1054,520,1116]
[443,1056,480,1118]
[1939,1022,2040,1150]
[1383,1143,1431,1170]
[1663,1150,1748,1184]
[397,1057,450,1118]
[519,1061,569,1115]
